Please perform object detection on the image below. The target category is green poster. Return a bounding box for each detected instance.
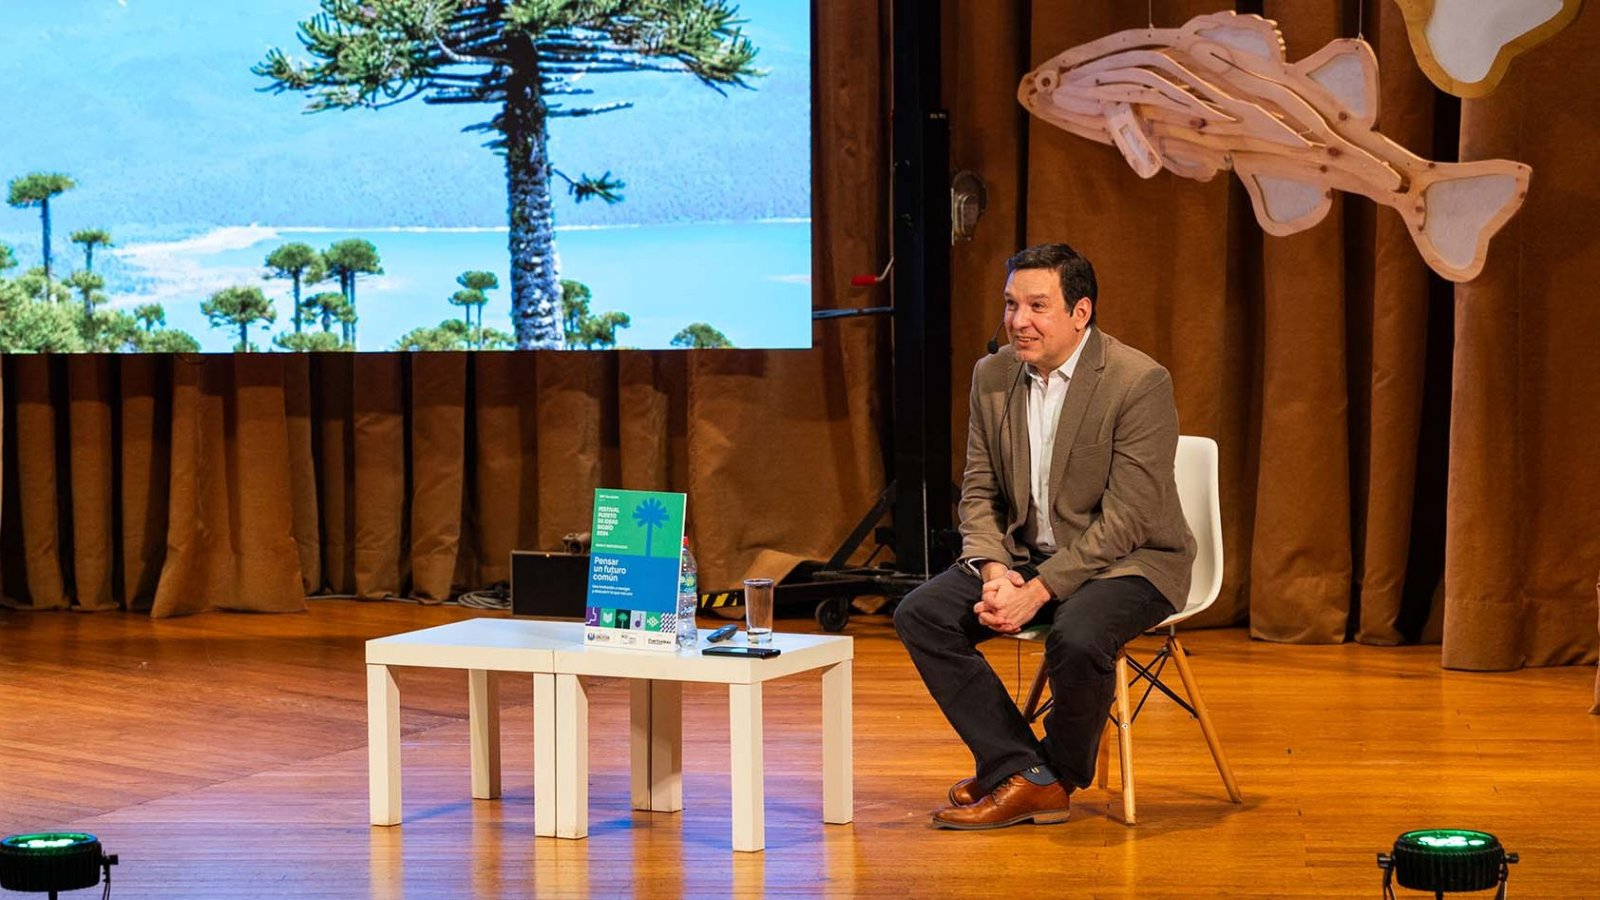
[584,488,686,651]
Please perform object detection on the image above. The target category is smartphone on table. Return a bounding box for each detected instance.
[702,645,781,659]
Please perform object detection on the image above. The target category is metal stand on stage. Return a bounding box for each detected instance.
[716,0,955,633]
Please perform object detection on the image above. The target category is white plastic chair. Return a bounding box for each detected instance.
[1013,434,1241,824]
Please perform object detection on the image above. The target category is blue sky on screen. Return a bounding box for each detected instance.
[0,1,812,350]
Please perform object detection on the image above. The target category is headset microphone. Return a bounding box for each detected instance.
[986,318,1005,355]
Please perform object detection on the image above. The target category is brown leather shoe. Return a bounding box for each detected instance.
[931,774,1071,830]
[948,777,978,806]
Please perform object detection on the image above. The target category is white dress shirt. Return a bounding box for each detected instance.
[1023,326,1090,553]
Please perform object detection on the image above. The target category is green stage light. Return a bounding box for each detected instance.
[0,832,117,899]
[1378,829,1517,899]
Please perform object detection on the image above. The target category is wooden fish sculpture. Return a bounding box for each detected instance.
[1019,11,1531,282]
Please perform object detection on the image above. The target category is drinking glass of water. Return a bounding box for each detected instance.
[743,578,775,644]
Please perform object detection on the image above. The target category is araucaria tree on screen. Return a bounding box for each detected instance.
[255,0,761,349]
[7,172,76,295]
[203,286,277,352]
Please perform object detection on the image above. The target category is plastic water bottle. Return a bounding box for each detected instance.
[676,536,698,650]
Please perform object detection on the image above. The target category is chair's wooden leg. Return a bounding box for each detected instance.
[1022,653,1050,722]
[1096,717,1112,790]
[1169,636,1242,803]
[1114,652,1135,825]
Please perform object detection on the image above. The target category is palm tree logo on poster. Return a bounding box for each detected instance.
[255,0,763,350]
[632,497,671,558]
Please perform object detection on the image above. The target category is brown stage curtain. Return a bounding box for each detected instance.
[1444,16,1600,671]
[2,1,1597,677]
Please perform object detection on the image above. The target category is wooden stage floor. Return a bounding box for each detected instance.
[1,601,1596,898]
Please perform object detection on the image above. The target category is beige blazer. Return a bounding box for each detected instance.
[958,328,1196,608]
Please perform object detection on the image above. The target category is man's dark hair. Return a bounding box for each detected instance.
[1005,242,1097,325]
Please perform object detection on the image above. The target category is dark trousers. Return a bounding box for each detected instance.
[894,565,1172,796]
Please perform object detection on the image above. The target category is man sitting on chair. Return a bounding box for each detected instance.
[895,242,1195,829]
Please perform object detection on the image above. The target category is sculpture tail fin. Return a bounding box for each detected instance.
[1409,160,1531,282]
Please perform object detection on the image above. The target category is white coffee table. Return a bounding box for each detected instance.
[365,617,572,835]
[364,618,853,852]
[551,628,854,852]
